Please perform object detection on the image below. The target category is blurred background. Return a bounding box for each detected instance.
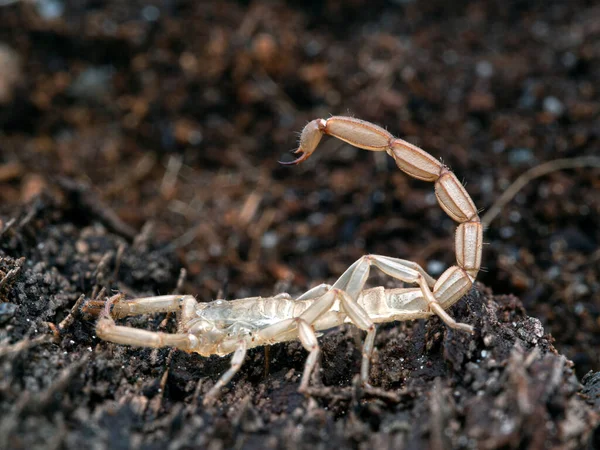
[0,0,598,381]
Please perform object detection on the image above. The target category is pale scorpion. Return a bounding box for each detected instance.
[93,116,483,405]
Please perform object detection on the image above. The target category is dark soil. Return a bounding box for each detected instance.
[1,1,599,449]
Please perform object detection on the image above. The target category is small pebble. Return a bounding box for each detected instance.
[142,5,160,21]
[0,303,17,324]
[36,0,64,20]
[261,231,279,249]
[543,96,564,116]
[500,226,515,239]
[427,260,445,276]
[508,148,534,166]
[476,60,494,78]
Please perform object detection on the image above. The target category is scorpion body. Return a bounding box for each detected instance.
[93,116,483,405]
[100,286,428,357]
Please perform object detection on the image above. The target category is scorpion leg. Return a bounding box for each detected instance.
[297,319,320,392]
[258,289,341,392]
[318,255,472,387]
[203,340,247,406]
[337,290,376,386]
[295,283,332,300]
[259,316,324,392]
[258,289,339,344]
[333,255,473,333]
[261,282,379,389]
[325,260,378,385]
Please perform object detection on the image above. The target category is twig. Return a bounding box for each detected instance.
[174,268,187,294]
[56,177,137,239]
[92,250,114,280]
[481,156,600,228]
[105,153,157,197]
[0,257,24,292]
[0,334,51,358]
[0,217,16,239]
[113,243,126,280]
[57,294,86,331]
[132,221,155,250]
[160,154,183,198]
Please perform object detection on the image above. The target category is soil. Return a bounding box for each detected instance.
[0,1,599,449]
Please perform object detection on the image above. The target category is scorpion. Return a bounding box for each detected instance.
[92,116,483,405]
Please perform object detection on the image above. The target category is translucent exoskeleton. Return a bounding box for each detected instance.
[92,116,483,405]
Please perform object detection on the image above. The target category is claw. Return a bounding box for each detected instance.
[279,119,324,166]
[101,293,125,318]
[81,299,105,316]
[279,151,310,165]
